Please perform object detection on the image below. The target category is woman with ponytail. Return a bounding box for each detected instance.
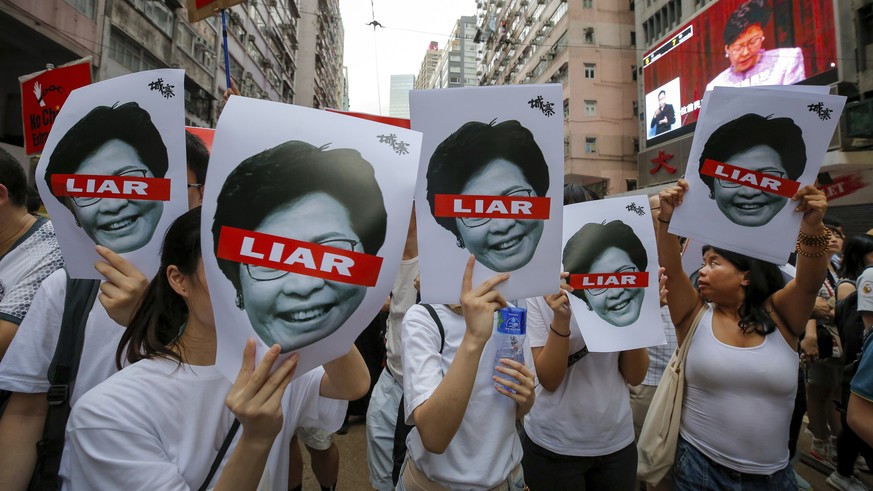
[63,208,370,490]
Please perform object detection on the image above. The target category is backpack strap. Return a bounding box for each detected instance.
[198,419,241,491]
[30,273,100,491]
[420,304,445,354]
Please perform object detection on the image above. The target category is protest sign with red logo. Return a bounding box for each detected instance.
[202,97,421,381]
[411,84,565,304]
[19,58,91,155]
[561,195,664,352]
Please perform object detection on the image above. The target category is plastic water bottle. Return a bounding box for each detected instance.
[493,306,526,392]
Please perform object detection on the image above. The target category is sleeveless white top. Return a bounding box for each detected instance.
[679,304,798,474]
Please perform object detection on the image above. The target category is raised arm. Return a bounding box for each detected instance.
[531,274,573,392]
[319,345,370,400]
[770,186,829,337]
[411,256,508,454]
[656,180,704,345]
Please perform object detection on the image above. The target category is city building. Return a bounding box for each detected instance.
[389,74,415,118]
[636,0,873,233]
[476,0,639,195]
[0,0,344,161]
[430,15,479,89]
[415,41,441,89]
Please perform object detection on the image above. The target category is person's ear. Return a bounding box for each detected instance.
[167,265,189,299]
[739,272,751,287]
[724,45,730,58]
[0,184,9,207]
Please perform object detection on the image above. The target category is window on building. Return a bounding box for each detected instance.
[631,64,637,81]
[626,179,638,191]
[584,28,595,44]
[584,100,596,116]
[584,63,596,79]
[585,137,597,153]
[66,0,96,18]
[630,31,636,46]
[632,100,639,117]
[563,98,570,119]
[109,28,162,72]
[143,1,174,36]
[564,136,570,156]
[583,0,593,7]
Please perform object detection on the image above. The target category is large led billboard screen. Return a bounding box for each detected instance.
[642,0,837,143]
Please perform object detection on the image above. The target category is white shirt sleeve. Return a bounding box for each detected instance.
[400,305,446,424]
[524,297,553,349]
[0,269,65,393]
[288,367,347,433]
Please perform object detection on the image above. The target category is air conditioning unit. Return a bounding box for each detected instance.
[548,46,558,54]
[540,55,549,61]
[267,0,277,6]
[243,71,253,81]
[525,18,533,25]
[543,21,553,27]
[262,59,274,69]
[526,71,534,77]
[247,34,256,43]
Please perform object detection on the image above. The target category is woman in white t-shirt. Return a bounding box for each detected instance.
[398,256,536,490]
[64,208,370,490]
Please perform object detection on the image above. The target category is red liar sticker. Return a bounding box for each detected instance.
[217,226,383,287]
[569,272,649,290]
[434,194,550,220]
[700,159,800,198]
[50,174,171,201]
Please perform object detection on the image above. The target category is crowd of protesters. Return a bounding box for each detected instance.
[0,87,871,491]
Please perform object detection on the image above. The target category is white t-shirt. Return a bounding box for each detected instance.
[63,358,345,490]
[385,257,419,385]
[522,296,635,457]
[401,304,524,490]
[0,217,63,325]
[0,268,122,404]
[858,267,873,313]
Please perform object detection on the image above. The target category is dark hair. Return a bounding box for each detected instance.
[658,90,666,97]
[45,102,169,202]
[563,183,600,205]
[186,130,210,185]
[563,220,647,306]
[426,120,550,239]
[823,216,843,231]
[117,207,202,368]
[723,0,770,46]
[698,114,806,194]
[212,140,387,293]
[0,147,27,207]
[701,245,785,335]
[837,234,873,282]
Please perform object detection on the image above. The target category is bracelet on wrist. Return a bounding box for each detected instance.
[657,217,671,224]
[550,324,570,337]
[795,240,829,258]
[797,228,830,247]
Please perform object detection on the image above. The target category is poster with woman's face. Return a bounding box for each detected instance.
[410,84,564,304]
[202,97,421,381]
[35,69,188,279]
[669,85,845,264]
[562,196,665,352]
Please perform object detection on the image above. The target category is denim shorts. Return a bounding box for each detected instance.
[673,437,796,491]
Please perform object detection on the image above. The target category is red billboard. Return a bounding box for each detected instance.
[642,0,837,143]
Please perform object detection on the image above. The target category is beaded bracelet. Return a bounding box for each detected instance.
[797,228,831,247]
[550,324,570,337]
[795,241,829,258]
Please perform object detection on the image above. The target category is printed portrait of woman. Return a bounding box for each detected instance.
[44,102,167,253]
[563,220,648,327]
[697,113,806,228]
[212,141,387,353]
[705,0,805,91]
[426,119,550,273]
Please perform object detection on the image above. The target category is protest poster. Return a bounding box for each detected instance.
[561,195,665,352]
[19,57,92,155]
[410,84,564,304]
[35,69,188,280]
[669,86,845,264]
[186,0,244,23]
[202,96,421,381]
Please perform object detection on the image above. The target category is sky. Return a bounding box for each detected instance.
[338,0,477,115]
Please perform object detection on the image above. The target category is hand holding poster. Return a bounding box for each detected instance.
[561,196,665,352]
[19,57,92,155]
[202,97,421,382]
[35,69,188,279]
[669,86,845,263]
[411,84,564,304]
